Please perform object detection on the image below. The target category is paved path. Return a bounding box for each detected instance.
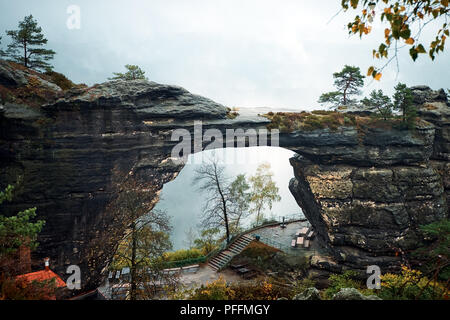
[252,221,321,255]
[178,266,243,289]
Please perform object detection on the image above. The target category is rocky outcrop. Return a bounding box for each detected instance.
[290,158,447,271]
[47,80,228,119]
[0,60,62,93]
[293,287,321,300]
[289,87,449,273]
[414,86,450,206]
[332,288,381,300]
[281,124,435,166]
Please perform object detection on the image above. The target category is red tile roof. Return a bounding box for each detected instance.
[16,269,66,288]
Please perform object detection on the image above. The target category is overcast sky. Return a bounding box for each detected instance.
[1,0,448,109]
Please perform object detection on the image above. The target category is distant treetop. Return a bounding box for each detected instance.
[109,65,148,81]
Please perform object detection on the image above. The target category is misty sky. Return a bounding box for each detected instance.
[1,0,448,110]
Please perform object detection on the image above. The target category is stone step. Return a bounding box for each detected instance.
[230,242,246,249]
[209,260,221,269]
[208,235,255,271]
[209,264,219,271]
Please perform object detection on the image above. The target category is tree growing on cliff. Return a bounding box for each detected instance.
[318,65,365,108]
[361,89,393,120]
[341,0,449,79]
[393,82,416,128]
[107,170,176,300]
[109,65,148,81]
[249,163,281,226]
[4,15,56,71]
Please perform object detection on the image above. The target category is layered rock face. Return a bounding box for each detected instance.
[1,59,448,289]
[413,86,450,206]
[289,88,449,272]
[0,64,270,289]
[0,82,196,288]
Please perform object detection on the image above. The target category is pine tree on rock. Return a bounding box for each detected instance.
[361,89,393,120]
[393,83,416,129]
[5,15,56,72]
[109,65,148,81]
[319,65,365,108]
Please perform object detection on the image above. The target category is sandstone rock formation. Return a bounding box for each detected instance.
[0,60,271,290]
[1,59,448,290]
[414,86,450,206]
[289,87,449,273]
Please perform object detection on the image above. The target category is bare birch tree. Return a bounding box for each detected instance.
[193,158,233,244]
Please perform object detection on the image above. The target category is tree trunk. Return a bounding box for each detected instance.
[23,41,28,68]
[215,174,230,244]
[343,81,351,105]
[223,205,230,244]
[256,205,263,225]
[130,222,137,300]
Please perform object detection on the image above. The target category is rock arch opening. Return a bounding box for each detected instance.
[153,146,303,250]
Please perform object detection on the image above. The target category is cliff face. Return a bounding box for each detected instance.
[288,88,449,273]
[0,61,272,290]
[413,86,450,206]
[1,59,448,289]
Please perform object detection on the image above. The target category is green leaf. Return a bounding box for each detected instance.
[410,47,418,61]
[400,29,411,40]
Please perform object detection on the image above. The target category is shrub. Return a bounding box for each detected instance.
[163,248,204,262]
[265,111,351,132]
[292,277,317,296]
[379,266,448,300]
[311,110,335,115]
[194,228,220,256]
[414,218,450,282]
[226,107,240,120]
[189,277,291,300]
[323,270,364,299]
[44,71,75,91]
[230,278,291,300]
[189,277,235,300]
[1,277,58,300]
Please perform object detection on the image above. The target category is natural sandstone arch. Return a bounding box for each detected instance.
[1,77,448,290]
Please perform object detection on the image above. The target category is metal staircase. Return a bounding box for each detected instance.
[208,234,254,271]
